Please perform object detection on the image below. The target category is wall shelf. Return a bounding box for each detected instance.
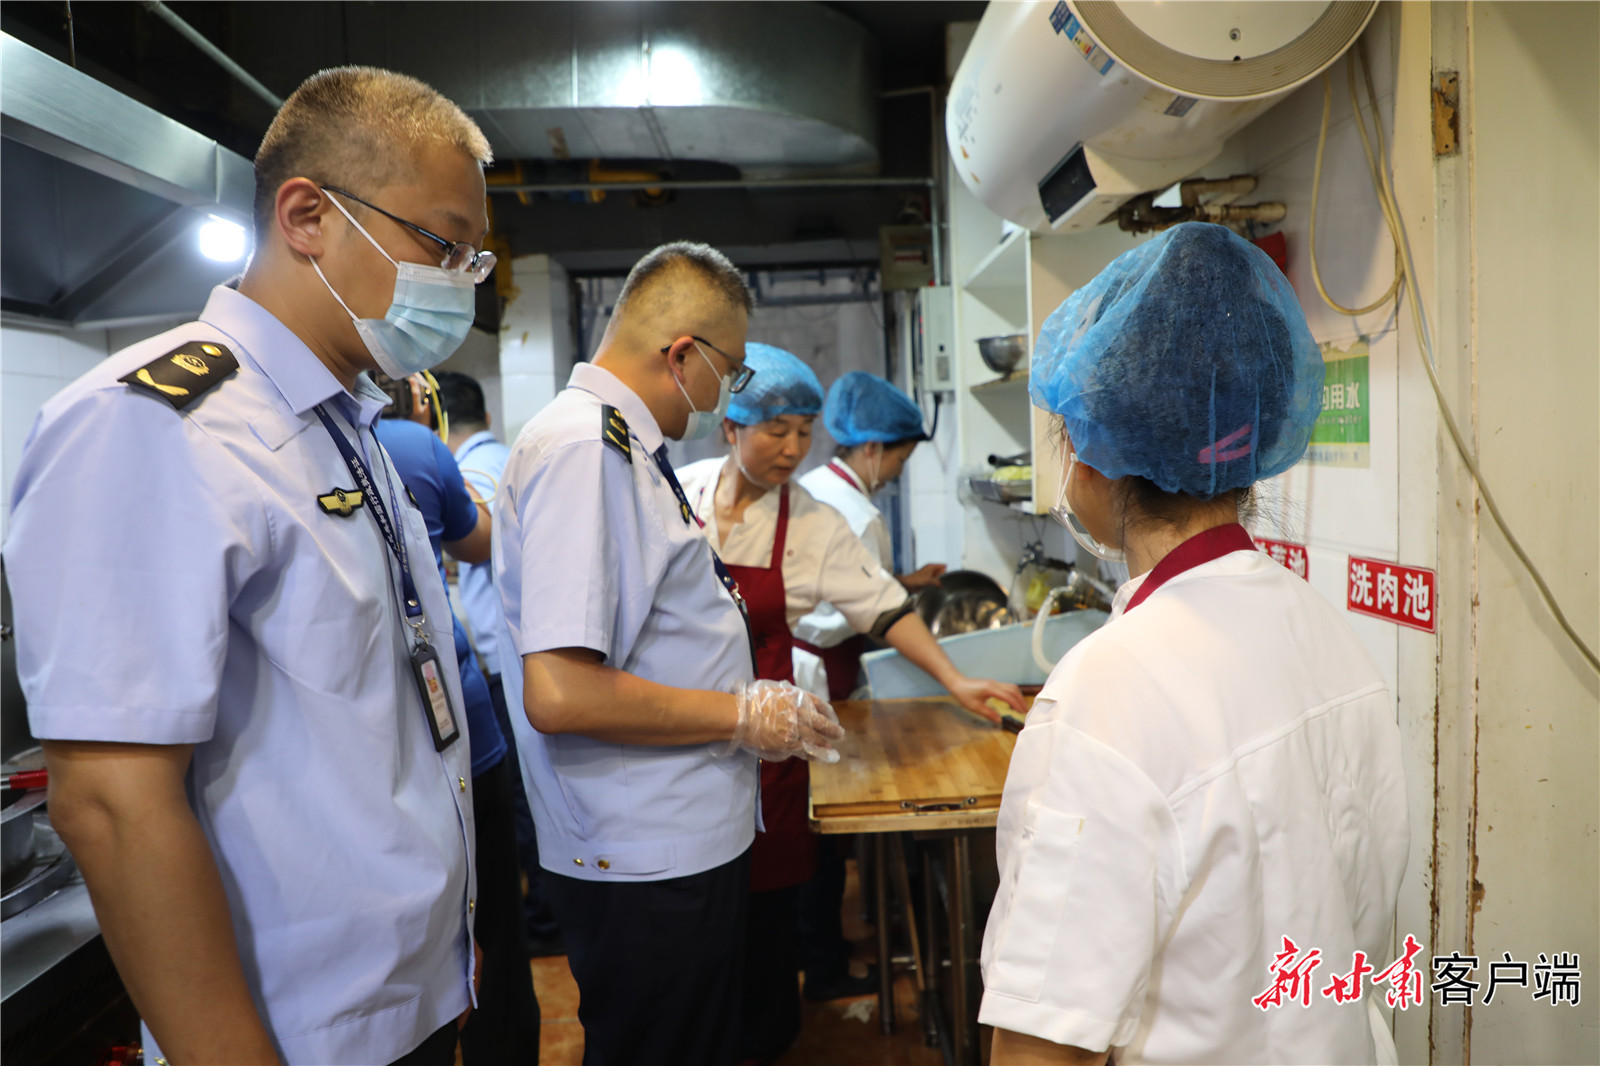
[963,227,1027,291]
[969,370,1029,394]
[962,228,1029,324]
[970,493,1043,516]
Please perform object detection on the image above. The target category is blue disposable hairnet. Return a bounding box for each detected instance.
[726,342,824,425]
[1029,222,1323,498]
[824,372,930,447]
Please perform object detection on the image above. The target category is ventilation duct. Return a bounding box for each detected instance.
[257,1,881,176]
[1,33,253,327]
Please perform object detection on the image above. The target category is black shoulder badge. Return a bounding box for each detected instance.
[601,404,632,463]
[120,340,238,411]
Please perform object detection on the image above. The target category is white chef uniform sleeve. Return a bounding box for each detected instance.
[6,387,265,744]
[505,439,661,664]
[978,712,1185,1051]
[812,510,908,633]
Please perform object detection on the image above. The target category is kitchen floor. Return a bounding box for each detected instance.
[527,858,949,1065]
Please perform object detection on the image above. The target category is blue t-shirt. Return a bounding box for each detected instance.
[374,418,506,777]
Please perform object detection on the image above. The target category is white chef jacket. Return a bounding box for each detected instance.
[494,365,757,882]
[793,460,896,684]
[798,459,893,569]
[676,458,908,695]
[979,548,1408,1064]
[6,286,475,1065]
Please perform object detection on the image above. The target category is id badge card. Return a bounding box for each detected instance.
[410,641,461,752]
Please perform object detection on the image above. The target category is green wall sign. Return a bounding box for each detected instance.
[1307,340,1370,468]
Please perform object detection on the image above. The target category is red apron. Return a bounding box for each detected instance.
[721,485,817,893]
[791,635,868,701]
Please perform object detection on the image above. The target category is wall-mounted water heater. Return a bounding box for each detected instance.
[948,1,1378,232]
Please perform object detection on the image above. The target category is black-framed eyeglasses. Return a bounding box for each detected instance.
[322,185,497,284]
[662,335,755,394]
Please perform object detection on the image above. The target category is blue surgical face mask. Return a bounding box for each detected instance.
[673,342,732,441]
[1050,451,1125,563]
[313,194,477,378]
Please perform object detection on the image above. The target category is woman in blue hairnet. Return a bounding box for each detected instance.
[980,224,1408,1065]
[676,343,1025,1062]
[791,371,950,699]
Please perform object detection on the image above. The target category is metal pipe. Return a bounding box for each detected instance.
[880,85,936,99]
[946,836,970,1065]
[1198,202,1288,224]
[874,834,895,1035]
[490,176,934,195]
[141,1,282,109]
[921,843,943,1050]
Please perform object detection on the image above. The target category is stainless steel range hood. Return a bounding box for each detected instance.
[244,1,881,177]
[1,33,254,329]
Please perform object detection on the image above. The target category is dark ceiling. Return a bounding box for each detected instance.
[2,2,985,277]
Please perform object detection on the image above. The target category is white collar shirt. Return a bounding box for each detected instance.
[798,460,893,569]
[5,286,475,1066]
[452,429,511,675]
[493,363,757,882]
[978,549,1409,1064]
[791,461,897,658]
[676,458,907,637]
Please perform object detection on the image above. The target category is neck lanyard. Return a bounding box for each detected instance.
[650,444,758,671]
[314,406,427,635]
[1123,523,1258,613]
[654,444,708,530]
[456,432,492,464]
[827,460,866,496]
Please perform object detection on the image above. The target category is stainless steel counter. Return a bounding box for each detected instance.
[2,860,137,1064]
[1,871,100,1004]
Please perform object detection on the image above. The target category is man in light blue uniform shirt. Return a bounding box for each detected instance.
[4,68,497,1066]
[495,241,844,1065]
[433,372,511,680]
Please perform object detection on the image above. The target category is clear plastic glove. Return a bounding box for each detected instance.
[724,679,845,763]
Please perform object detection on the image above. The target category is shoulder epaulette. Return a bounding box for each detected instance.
[120,340,238,411]
[601,404,632,463]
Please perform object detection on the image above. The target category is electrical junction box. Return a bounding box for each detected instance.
[879,224,934,290]
[919,286,956,392]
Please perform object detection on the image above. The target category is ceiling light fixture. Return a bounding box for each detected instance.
[199,215,248,262]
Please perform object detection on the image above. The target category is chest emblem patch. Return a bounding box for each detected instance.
[317,487,366,516]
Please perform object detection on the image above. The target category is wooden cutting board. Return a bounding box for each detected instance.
[809,697,1028,834]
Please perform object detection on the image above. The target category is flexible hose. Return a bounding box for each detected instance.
[1311,40,1598,673]
[1032,586,1075,675]
[1309,67,1403,315]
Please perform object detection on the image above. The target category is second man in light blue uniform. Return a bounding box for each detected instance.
[495,241,844,1065]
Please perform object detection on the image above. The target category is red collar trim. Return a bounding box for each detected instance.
[1124,523,1258,613]
[826,460,867,496]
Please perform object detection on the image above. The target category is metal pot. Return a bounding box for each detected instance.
[2,788,45,886]
[976,334,1028,376]
[915,570,1012,637]
[1052,568,1115,614]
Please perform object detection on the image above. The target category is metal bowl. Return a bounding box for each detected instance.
[915,569,1012,637]
[976,334,1028,376]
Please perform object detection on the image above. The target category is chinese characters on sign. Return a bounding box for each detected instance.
[1306,340,1371,468]
[1253,940,1581,1009]
[1347,556,1436,633]
[1252,536,1310,581]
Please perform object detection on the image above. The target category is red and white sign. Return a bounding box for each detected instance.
[1253,536,1309,581]
[1346,555,1436,633]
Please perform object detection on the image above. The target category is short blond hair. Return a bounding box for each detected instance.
[252,66,492,234]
